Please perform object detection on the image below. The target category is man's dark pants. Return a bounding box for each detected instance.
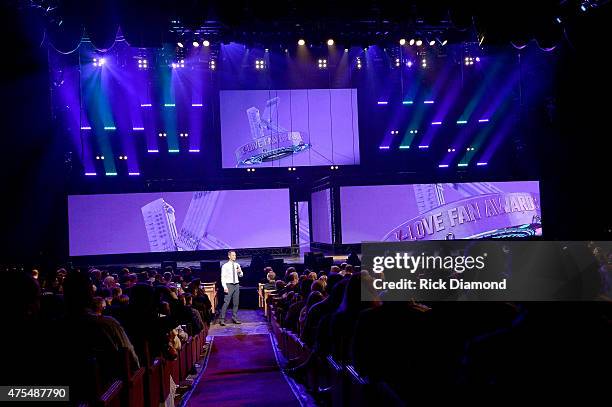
[220,283,239,321]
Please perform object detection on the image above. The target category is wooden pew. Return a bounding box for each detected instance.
[142,343,163,407]
[118,348,145,407]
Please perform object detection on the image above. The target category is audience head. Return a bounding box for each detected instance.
[266,269,276,282]
[311,279,325,295]
[163,271,173,284]
[31,269,39,280]
[330,265,341,275]
[63,270,95,313]
[3,271,40,322]
[102,275,116,289]
[284,267,297,281]
[92,297,106,316]
[111,286,122,300]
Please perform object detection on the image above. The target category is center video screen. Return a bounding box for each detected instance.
[220,89,360,168]
[340,181,542,243]
[68,189,291,256]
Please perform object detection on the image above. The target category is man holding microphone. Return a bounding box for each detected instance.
[219,250,243,326]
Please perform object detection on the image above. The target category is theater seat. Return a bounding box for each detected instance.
[118,348,145,407]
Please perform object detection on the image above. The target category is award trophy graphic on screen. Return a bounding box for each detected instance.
[235,97,310,167]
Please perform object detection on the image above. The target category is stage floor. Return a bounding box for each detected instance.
[93,253,354,270]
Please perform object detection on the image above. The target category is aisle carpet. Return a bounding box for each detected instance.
[186,334,300,406]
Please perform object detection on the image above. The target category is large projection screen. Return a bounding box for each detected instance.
[340,181,542,243]
[220,89,359,168]
[311,188,333,244]
[69,189,291,256]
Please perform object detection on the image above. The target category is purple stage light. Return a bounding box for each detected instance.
[85,172,97,176]
[81,126,91,130]
[407,61,413,67]
[438,164,449,168]
[140,103,152,107]
[147,149,159,153]
[191,103,203,107]
[379,146,390,149]
[477,162,488,166]
[419,145,429,149]
[478,119,489,123]
[105,172,118,176]
[377,101,388,105]
[431,121,442,125]
[189,149,200,153]
[133,127,145,131]
[424,100,434,104]
[128,172,140,176]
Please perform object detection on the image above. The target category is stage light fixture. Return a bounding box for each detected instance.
[429,40,436,46]
[327,39,334,46]
[416,39,423,46]
[399,38,406,45]
[203,40,210,47]
[255,59,266,69]
[409,39,415,46]
[406,60,413,68]
[421,58,427,68]
[442,39,448,45]
[177,42,184,48]
[193,41,200,47]
[318,59,327,69]
[298,39,306,46]
[209,60,216,70]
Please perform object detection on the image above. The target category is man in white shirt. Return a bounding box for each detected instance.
[219,250,244,326]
